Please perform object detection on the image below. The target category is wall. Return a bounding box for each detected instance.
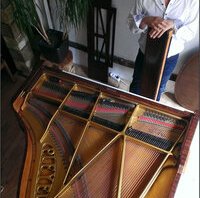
[69,0,199,75]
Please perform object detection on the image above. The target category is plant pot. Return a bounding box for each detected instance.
[39,29,69,64]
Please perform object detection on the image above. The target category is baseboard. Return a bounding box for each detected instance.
[68,40,177,81]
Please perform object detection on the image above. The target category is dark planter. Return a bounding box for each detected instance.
[39,29,68,64]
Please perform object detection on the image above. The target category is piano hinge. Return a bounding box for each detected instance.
[19,91,26,97]
[177,164,184,174]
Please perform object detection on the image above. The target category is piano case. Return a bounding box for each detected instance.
[13,66,199,198]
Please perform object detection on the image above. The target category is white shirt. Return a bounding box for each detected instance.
[127,0,199,57]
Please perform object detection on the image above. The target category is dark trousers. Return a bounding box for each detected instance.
[129,49,179,101]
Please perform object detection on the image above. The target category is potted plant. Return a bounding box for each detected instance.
[12,0,92,63]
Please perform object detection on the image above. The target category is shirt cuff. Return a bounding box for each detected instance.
[134,16,148,33]
[172,19,183,34]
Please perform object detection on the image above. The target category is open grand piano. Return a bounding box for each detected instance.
[13,66,198,198]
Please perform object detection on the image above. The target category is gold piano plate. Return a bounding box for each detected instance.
[13,67,198,198]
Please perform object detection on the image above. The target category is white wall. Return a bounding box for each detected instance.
[68,0,199,74]
[68,25,88,66]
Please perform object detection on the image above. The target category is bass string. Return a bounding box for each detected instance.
[56,112,86,147]
[42,80,69,95]
[25,102,48,129]
[35,80,69,100]
[28,96,57,119]
[66,139,121,198]
[66,126,117,182]
[49,124,71,158]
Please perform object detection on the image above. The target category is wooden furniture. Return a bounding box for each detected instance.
[175,53,199,111]
[87,0,116,83]
[141,29,173,100]
[13,66,198,198]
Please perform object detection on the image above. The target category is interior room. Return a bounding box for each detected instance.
[1,0,199,197]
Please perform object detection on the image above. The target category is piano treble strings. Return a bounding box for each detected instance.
[92,98,135,131]
[127,109,186,151]
[63,91,98,119]
[33,78,71,101]
[126,127,173,151]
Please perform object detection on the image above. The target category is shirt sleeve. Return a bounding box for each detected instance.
[173,0,199,42]
[127,0,147,34]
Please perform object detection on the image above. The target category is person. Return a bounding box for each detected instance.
[127,0,199,101]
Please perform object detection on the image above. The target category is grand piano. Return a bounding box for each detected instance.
[13,66,198,198]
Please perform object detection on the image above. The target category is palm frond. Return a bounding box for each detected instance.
[11,0,93,42]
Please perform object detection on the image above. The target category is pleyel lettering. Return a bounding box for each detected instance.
[35,144,56,197]
[36,185,50,195]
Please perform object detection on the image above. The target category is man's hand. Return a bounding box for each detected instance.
[140,16,164,29]
[149,20,174,38]
[140,16,174,38]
